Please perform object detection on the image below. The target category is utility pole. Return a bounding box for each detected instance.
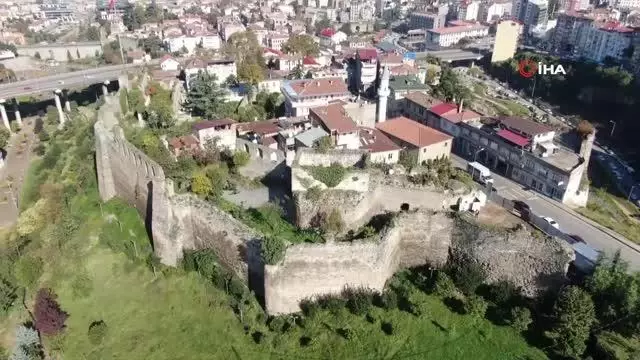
[530,74,537,99]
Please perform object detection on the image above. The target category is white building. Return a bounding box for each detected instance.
[457,1,480,22]
[426,23,489,47]
[576,21,634,62]
[206,59,238,84]
[479,0,512,23]
[266,32,290,51]
[221,22,246,42]
[309,103,361,149]
[615,0,640,8]
[192,119,237,150]
[164,34,221,54]
[281,78,352,117]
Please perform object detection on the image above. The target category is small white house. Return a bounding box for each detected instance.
[160,55,180,71]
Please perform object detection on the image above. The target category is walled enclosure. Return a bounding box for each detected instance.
[94,93,576,315]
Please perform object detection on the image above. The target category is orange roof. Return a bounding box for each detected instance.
[286,78,350,97]
[310,103,358,134]
[358,127,401,153]
[404,92,439,109]
[376,116,452,148]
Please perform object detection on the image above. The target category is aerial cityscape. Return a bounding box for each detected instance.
[0,0,639,358]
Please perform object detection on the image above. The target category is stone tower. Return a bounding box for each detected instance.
[377,65,390,123]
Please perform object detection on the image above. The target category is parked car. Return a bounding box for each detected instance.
[543,217,560,230]
[512,200,530,220]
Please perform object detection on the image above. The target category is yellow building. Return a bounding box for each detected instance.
[491,20,523,63]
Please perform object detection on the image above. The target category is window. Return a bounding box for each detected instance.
[423,148,427,153]
[388,153,393,159]
[443,142,448,147]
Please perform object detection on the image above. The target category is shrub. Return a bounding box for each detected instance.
[0,279,17,313]
[182,249,220,281]
[232,151,250,169]
[398,150,418,171]
[71,273,93,299]
[432,272,457,297]
[0,127,10,150]
[344,287,375,316]
[299,336,312,347]
[317,294,346,314]
[300,299,320,318]
[34,288,68,336]
[88,320,108,345]
[321,209,345,234]
[190,171,213,197]
[314,136,333,153]
[11,325,42,360]
[485,280,518,305]
[261,236,287,265]
[379,290,398,310]
[464,295,488,318]
[446,255,486,295]
[305,186,322,201]
[252,331,264,344]
[337,327,352,340]
[267,316,287,333]
[381,321,394,335]
[14,256,44,288]
[308,163,346,187]
[576,120,594,138]
[508,307,532,333]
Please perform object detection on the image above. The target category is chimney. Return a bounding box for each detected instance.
[458,99,464,113]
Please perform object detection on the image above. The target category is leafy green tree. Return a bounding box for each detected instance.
[281,34,320,57]
[433,68,471,103]
[464,294,488,318]
[232,151,250,169]
[287,65,304,80]
[398,150,418,171]
[254,91,282,119]
[185,71,228,118]
[595,331,640,360]
[508,307,532,333]
[191,171,213,197]
[261,236,287,265]
[224,31,264,65]
[14,256,43,289]
[0,127,10,149]
[123,4,145,31]
[204,164,229,198]
[237,62,264,85]
[146,95,174,129]
[139,35,166,58]
[223,74,238,88]
[546,286,597,359]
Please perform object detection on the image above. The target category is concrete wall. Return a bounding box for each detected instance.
[17,41,103,62]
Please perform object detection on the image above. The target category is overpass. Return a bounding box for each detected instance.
[415,49,484,63]
[0,63,141,131]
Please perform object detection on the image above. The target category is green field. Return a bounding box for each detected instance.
[577,188,640,244]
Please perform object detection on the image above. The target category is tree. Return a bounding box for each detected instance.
[0,279,17,313]
[0,127,10,149]
[14,256,43,289]
[232,151,250,169]
[425,67,438,85]
[398,150,418,170]
[88,321,108,345]
[205,164,229,198]
[281,34,320,57]
[237,62,264,85]
[464,294,488,318]
[123,4,145,31]
[0,42,17,55]
[261,236,287,265]
[86,26,101,41]
[224,31,264,65]
[433,68,471,103]
[223,74,238,88]
[33,52,41,60]
[139,35,166,58]
[314,16,331,34]
[10,325,42,360]
[304,71,313,79]
[185,71,228,118]
[191,171,213,197]
[595,331,640,360]
[34,288,68,336]
[146,95,175,129]
[287,65,304,80]
[508,307,532,332]
[546,286,596,359]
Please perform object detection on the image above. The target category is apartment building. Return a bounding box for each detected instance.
[376,116,453,164]
[281,78,352,117]
[479,0,512,22]
[409,12,446,30]
[457,1,480,21]
[522,0,548,31]
[426,23,489,47]
[551,12,594,53]
[309,103,361,149]
[192,118,238,150]
[575,21,634,62]
[491,20,522,62]
[266,32,289,51]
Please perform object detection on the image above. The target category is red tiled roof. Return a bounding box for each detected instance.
[441,109,481,124]
[390,64,418,76]
[357,48,378,61]
[496,129,529,147]
[168,135,200,149]
[287,78,349,97]
[310,103,358,134]
[430,102,458,116]
[192,118,236,131]
[263,48,284,56]
[237,120,280,135]
[376,116,452,148]
[320,28,336,37]
[359,127,401,153]
[303,56,319,65]
[160,54,176,63]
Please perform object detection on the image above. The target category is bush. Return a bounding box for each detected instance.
[485,280,518,305]
[446,255,486,296]
[14,256,43,288]
[379,290,398,310]
[314,136,333,153]
[398,150,418,171]
[508,306,532,333]
[0,279,17,313]
[432,272,457,297]
[267,316,287,333]
[317,294,346,314]
[34,288,68,336]
[0,127,10,150]
[71,273,93,299]
[261,236,287,265]
[232,151,250,169]
[88,320,108,345]
[182,249,220,281]
[300,299,320,318]
[344,287,375,316]
[464,295,488,318]
[381,321,394,335]
[308,163,346,187]
[321,209,345,234]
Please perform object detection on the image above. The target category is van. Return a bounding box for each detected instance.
[467,162,494,185]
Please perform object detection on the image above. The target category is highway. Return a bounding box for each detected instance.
[0,64,141,99]
[451,154,640,270]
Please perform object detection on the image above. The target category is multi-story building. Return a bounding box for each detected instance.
[426,23,489,47]
[309,103,361,149]
[614,0,640,8]
[551,12,594,53]
[522,0,548,31]
[192,118,238,151]
[376,116,453,164]
[457,1,480,22]
[512,0,527,21]
[456,116,592,206]
[479,0,512,23]
[281,78,352,117]
[409,12,446,30]
[266,32,289,51]
[575,21,634,62]
[491,20,522,62]
[220,22,245,42]
[165,33,221,54]
[349,0,376,22]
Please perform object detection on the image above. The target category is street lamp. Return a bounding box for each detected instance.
[629,184,638,202]
[609,120,616,137]
[474,147,485,162]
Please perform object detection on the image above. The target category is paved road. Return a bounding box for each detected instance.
[451,154,640,270]
[0,64,141,99]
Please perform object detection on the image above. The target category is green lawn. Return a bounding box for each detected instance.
[497,100,530,117]
[577,188,640,244]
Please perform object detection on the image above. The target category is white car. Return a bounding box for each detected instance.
[543,217,560,230]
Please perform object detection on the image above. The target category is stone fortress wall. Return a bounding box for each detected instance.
[94,93,575,315]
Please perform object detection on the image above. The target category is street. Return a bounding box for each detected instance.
[451,154,640,270]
